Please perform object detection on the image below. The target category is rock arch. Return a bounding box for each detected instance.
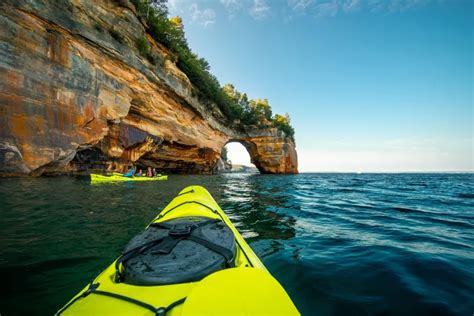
[221,139,256,168]
[221,133,298,174]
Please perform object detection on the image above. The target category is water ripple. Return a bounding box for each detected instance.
[0,173,473,315]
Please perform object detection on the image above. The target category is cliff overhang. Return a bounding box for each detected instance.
[0,0,298,176]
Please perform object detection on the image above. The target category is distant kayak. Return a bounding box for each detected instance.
[90,173,168,183]
[56,185,299,315]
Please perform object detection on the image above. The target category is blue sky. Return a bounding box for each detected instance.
[169,0,473,172]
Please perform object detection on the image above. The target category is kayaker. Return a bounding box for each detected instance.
[123,165,135,177]
[152,168,157,177]
[146,167,153,177]
[135,169,143,177]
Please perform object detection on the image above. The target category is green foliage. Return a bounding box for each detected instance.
[272,114,295,140]
[131,0,185,51]
[129,0,295,140]
[222,85,270,128]
[250,98,272,123]
[136,35,161,65]
[136,36,150,56]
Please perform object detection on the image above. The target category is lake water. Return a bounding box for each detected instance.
[0,173,473,315]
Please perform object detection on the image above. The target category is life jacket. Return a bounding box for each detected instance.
[123,168,134,177]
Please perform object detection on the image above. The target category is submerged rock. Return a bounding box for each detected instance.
[0,0,298,176]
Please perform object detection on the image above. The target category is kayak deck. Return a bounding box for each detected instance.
[57,186,299,315]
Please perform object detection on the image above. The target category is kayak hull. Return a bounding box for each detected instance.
[57,186,299,315]
[90,173,168,183]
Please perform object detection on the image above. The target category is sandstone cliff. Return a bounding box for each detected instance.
[0,0,298,176]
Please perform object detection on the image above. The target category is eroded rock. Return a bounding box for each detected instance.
[0,0,298,176]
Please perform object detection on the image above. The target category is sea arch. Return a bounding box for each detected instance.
[218,131,298,174]
[221,139,258,172]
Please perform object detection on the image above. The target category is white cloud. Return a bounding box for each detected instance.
[368,0,385,13]
[189,3,216,27]
[250,0,271,20]
[286,0,432,18]
[288,0,316,13]
[314,1,339,17]
[220,0,242,12]
[220,0,243,20]
[168,1,216,27]
[167,0,185,15]
[387,0,431,13]
[342,0,361,13]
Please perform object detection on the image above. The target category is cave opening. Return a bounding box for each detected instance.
[68,147,122,173]
[221,141,258,174]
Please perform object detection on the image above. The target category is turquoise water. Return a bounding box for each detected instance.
[0,173,473,315]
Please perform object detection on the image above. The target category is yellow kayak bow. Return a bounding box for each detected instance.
[57,186,299,315]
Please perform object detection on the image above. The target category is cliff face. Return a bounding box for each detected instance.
[0,0,298,176]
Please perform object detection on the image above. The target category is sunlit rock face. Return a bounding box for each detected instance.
[240,130,298,174]
[0,0,298,176]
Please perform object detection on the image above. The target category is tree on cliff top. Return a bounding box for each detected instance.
[221,84,294,138]
[250,99,272,123]
[145,0,167,19]
[272,114,295,139]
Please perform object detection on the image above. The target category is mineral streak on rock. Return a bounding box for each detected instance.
[0,0,298,176]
